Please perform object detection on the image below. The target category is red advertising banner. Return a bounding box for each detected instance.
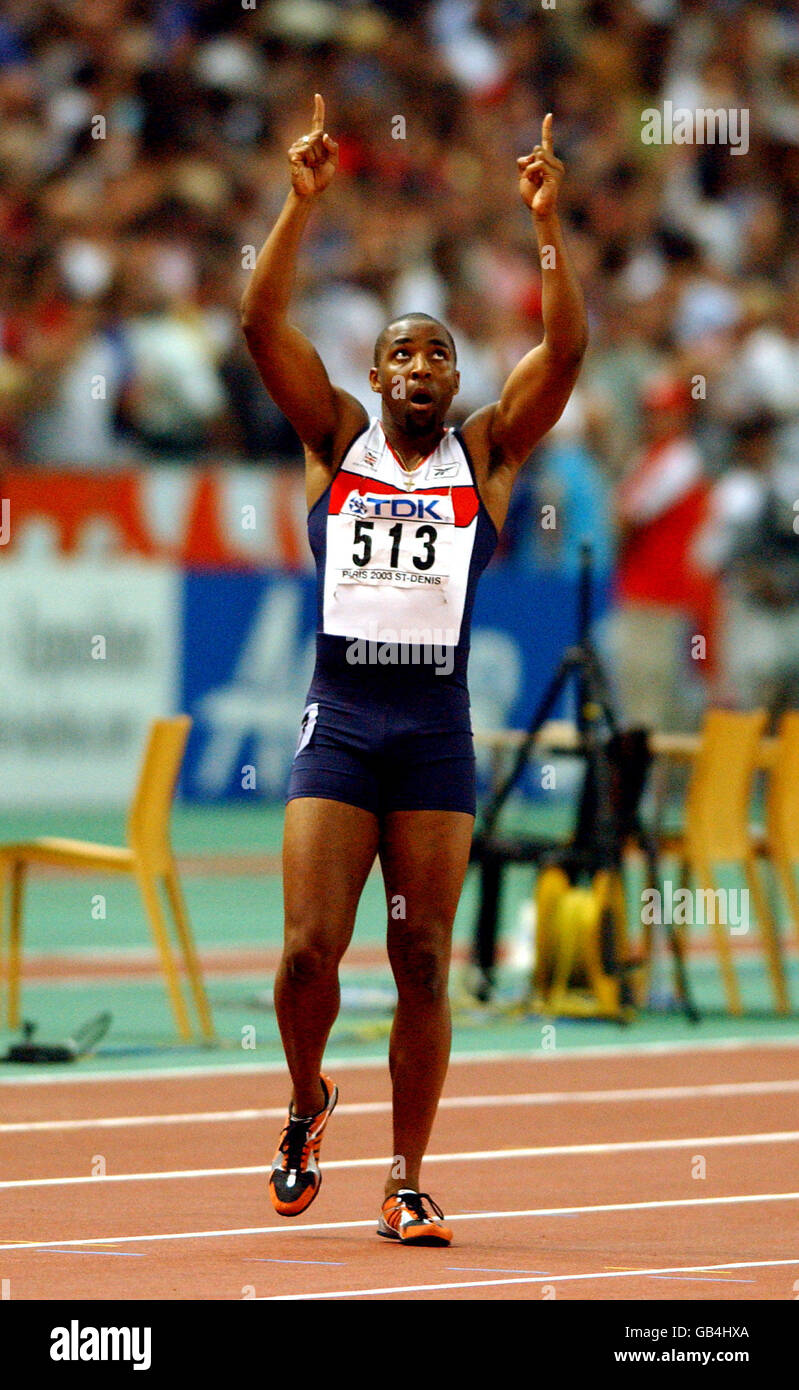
[0,466,312,571]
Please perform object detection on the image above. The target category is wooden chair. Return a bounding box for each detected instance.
[754,710,799,952]
[0,715,214,1041]
[659,708,789,1016]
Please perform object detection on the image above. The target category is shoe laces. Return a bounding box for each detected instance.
[280,1084,328,1170]
[396,1190,445,1222]
[279,1116,312,1170]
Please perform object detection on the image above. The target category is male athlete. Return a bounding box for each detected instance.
[241,95,586,1245]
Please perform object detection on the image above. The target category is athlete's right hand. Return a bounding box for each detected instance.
[288,94,339,198]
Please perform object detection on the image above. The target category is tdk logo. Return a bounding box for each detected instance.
[365,495,443,519]
[346,495,368,516]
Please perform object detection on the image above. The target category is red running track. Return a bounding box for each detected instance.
[1,1043,798,1301]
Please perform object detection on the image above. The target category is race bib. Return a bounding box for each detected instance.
[329,489,454,591]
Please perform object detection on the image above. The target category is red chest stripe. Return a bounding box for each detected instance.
[329,470,479,526]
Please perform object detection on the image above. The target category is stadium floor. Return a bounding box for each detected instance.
[1,802,797,1070]
[1,804,798,1300]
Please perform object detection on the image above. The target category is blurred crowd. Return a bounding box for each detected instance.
[2,0,799,724]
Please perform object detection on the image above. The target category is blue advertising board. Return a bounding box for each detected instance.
[180,564,612,803]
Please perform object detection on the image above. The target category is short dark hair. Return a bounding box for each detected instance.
[373,313,457,366]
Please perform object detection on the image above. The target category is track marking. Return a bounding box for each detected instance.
[244,1258,344,1266]
[0,1107,301,1135]
[264,1256,799,1300]
[1,1191,797,1253]
[5,1077,799,1134]
[447,1266,553,1275]
[3,1129,798,1191]
[644,1275,753,1283]
[34,1249,146,1258]
[4,1034,799,1085]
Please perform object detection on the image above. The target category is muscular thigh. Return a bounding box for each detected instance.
[283,797,379,955]
[379,810,474,962]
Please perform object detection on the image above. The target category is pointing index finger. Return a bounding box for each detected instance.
[311,93,325,133]
[542,112,554,152]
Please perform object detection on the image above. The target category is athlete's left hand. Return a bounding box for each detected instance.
[517,114,564,219]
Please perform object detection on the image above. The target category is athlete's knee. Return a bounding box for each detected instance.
[390,934,450,1002]
[282,931,340,985]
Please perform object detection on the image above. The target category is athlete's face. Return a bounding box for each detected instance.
[369,320,459,435]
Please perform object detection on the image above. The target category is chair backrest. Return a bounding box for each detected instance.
[126,716,192,870]
[766,710,799,861]
[685,709,766,862]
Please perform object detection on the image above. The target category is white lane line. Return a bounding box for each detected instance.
[3,1126,799,1197]
[4,1033,799,1085]
[4,1077,799,1135]
[0,1107,285,1134]
[2,1129,798,1190]
[264,1256,799,1301]
[1,1191,797,1253]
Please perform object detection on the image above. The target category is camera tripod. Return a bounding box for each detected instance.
[469,543,699,1023]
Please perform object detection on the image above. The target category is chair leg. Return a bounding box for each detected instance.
[668,858,691,1000]
[8,859,25,1030]
[646,847,683,1008]
[633,851,653,1008]
[696,859,742,1016]
[673,857,691,969]
[745,855,790,1015]
[163,866,215,1041]
[775,855,799,956]
[135,868,192,1041]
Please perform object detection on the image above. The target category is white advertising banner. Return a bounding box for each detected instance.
[0,558,180,808]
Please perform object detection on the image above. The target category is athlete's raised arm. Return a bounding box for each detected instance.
[241,95,367,482]
[463,114,588,500]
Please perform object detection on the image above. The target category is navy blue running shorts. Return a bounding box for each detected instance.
[286,698,476,817]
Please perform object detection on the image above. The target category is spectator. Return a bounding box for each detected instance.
[116,246,229,459]
[702,413,799,722]
[609,375,717,732]
[0,0,798,737]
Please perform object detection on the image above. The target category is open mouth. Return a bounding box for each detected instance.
[409,390,434,406]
